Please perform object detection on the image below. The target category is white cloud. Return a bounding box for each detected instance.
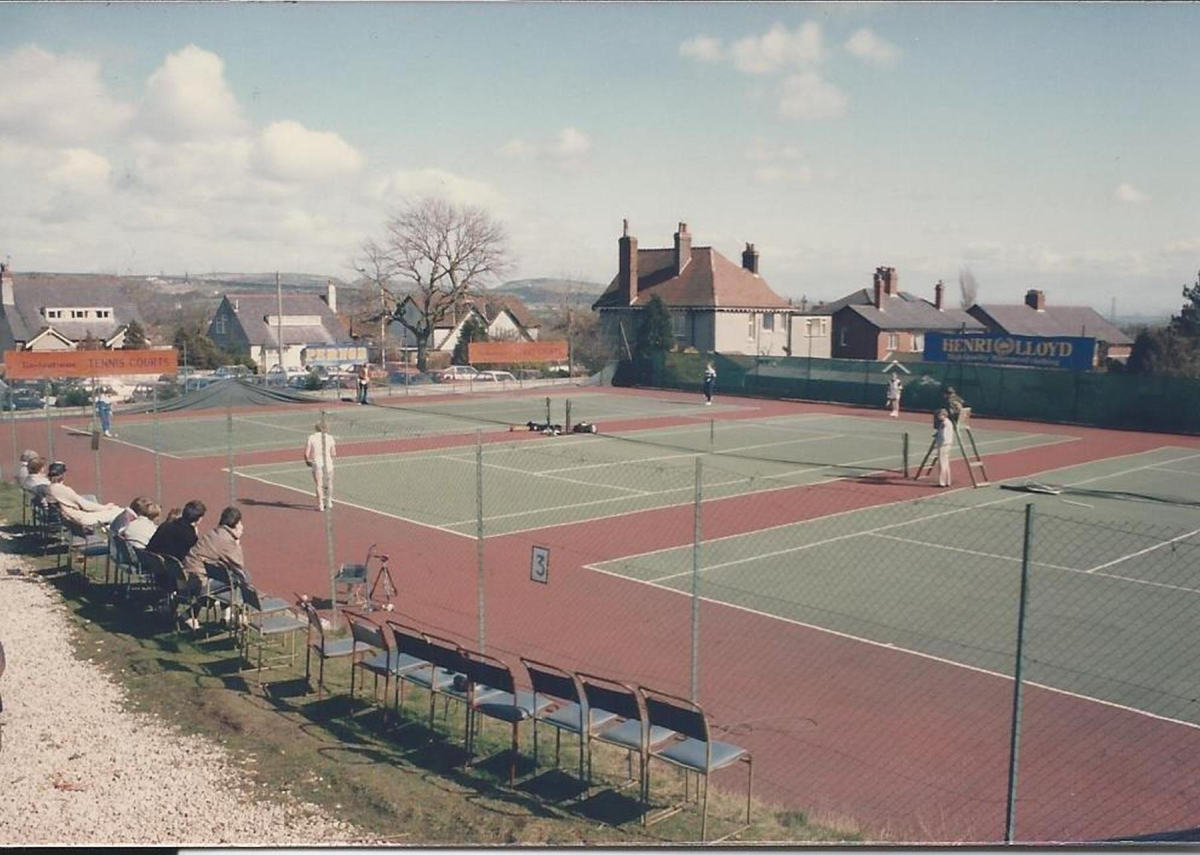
[500,127,590,163]
[550,127,590,157]
[679,35,724,63]
[746,139,806,162]
[753,165,813,185]
[731,22,825,75]
[372,168,503,212]
[0,46,134,145]
[127,137,255,201]
[778,73,848,120]
[254,120,363,182]
[1115,182,1148,204]
[501,138,535,159]
[844,28,901,67]
[45,148,112,194]
[139,45,245,140]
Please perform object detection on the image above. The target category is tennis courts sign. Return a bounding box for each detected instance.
[923,333,1096,370]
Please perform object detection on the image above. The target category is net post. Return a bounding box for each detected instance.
[545,396,551,426]
[152,383,162,505]
[1004,503,1035,843]
[44,380,54,460]
[902,431,910,478]
[565,398,572,432]
[475,428,486,652]
[690,456,702,702]
[321,410,338,629]
[709,418,714,451]
[225,402,235,506]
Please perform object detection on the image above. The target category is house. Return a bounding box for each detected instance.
[0,263,144,355]
[389,292,539,358]
[207,281,362,371]
[592,221,799,357]
[830,267,985,360]
[788,297,833,359]
[967,290,1134,365]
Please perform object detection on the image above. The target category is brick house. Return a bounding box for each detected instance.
[967,290,1134,365]
[593,221,814,357]
[830,267,985,360]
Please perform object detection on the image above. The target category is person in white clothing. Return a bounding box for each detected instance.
[43,461,124,526]
[885,374,902,418]
[304,422,336,511]
[933,408,955,488]
[702,361,716,405]
[122,500,162,550]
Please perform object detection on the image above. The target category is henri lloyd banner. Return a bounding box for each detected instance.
[924,333,1096,370]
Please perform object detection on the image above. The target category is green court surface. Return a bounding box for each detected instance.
[236,413,1067,537]
[106,391,750,458]
[590,446,1200,727]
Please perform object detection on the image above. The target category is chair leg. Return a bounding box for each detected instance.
[701,775,708,844]
[509,722,518,786]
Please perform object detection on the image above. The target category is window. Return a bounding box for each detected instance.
[672,311,687,340]
[912,333,925,352]
[97,310,110,319]
[820,318,829,336]
[886,332,899,351]
[214,314,227,335]
[747,313,756,337]
[71,310,85,319]
[839,328,848,347]
[762,313,775,331]
[46,309,61,320]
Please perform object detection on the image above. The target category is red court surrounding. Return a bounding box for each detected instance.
[18,387,1200,843]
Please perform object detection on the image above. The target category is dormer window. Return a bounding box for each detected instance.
[46,309,62,320]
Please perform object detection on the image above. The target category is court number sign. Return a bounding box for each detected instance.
[530,546,550,584]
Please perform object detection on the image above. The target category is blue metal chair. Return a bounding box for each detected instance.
[577,672,675,806]
[384,620,457,728]
[521,657,618,788]
[239,583,306,684]
[459,648,554,785]
[639,686,753,843]
[302,601,355,699]
[346,613,404,722]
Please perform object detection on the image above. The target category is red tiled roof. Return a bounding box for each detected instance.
[594,246,790,310]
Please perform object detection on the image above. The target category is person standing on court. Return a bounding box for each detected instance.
[305,422,336,511]
[356,364,370,405]
[933,408,954,488]
[886,373,903,418]
[703,360,716,406]
[95,388,116,437]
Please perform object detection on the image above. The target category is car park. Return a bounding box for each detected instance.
[475,370,517,383]
[4,389,45,411]
[435,365,480,382]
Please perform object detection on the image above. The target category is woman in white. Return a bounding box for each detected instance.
[122,500,161,550]
[304,422,337,511]
[934,408,954,487]
[886,374,902,418]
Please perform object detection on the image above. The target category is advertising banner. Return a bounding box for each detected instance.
[467,340,568,365]
[923,333,1096,370]
[3,348,179,379]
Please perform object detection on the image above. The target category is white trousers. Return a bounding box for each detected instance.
[311,466,334,508]
[936,444,953,487]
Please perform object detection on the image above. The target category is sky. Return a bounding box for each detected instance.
[1,1,1197,315]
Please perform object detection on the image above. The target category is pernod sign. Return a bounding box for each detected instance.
[924,333,1096,370]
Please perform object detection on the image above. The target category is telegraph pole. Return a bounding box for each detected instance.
[275,271,285,377]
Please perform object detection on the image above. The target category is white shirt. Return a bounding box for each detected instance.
[888,377,901,398]
[935,419,955,448]
[305,431,336,469]
[704,366,716,381]
[123,516,159,550]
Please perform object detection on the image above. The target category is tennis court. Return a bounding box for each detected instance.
[106,391,750,458]
[235,412,1068,537]
[588,445,1200,727]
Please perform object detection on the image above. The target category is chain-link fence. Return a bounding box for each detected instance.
[9,383,1199,843]
[617,351,1200,435]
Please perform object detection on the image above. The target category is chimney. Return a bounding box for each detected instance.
[0,262,13,309]
[674,222,692,274]
[742,242,760,275]
[874,266,899,297]
[619,218,639,305]
[934,279,945,311]
[1025,289,1046,311]
[324,279,337,314]
[873,277,884,310]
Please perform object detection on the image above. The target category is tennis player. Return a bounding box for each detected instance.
[305,422,337,511]
[886,374,902,418]
[703,361,716,405]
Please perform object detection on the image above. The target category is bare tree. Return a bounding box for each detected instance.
[352,238,397,368]
[958,266,980,309]
[372,197,510,371]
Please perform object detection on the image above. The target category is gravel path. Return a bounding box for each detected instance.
[0,555,374,846]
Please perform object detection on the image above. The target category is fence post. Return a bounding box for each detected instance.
[476,428,486,652]
[1004,503,1035,843]
[152,386,162,505]
[8,387,17,474]
[690,457,703,702]
[225,403,236,506]
[903,432,910,478]
[321,410,338,628]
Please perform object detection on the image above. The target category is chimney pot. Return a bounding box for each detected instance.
[619,221,639,305]
[934,279,945,311]
[742,242,760,275]
[674,221,692,274]
[1025,289,1046,311]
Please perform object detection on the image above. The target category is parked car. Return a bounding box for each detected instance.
[435,365,480,382]
[475,370,517,383]
[4,389,45,411]
[214,365,252,379]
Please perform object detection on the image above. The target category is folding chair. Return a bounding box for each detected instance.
[239,583,306,684]
[302,601,355,699]
[577,672,675,805]
[418,632,476,746]
[140,551,179,628]
[639,687,753,843]
[459,648,554,785]
[346,612,404,721]
[521,657,617,787]
[116,539,154,599]
[384,620,458,728]
[200,562,240,640]
[38,501,69,564]
[63,517,108,579]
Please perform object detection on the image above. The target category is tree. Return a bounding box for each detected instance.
[364,197,510,371]
[958,267,979,309]
[123,319,148,349]
[1171,269,1200,338]
[172,323,253,370]
[352,240,397,369]
[1128,271,1200,377]
[634,295,674,356]
[451,315,488,365]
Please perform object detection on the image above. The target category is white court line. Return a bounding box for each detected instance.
[61,425,182,460]
[231,470,476,540]
[1084,527,1200,574]
[432,453,651,496]
[1147,465,1200,477]
[585,562,1200,735]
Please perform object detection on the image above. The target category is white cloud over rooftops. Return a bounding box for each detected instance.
[679,35,724,63]
[137,45,246,141]
[0,46,134,145]
[731,22,825,75]
[253,120,364,182]
[778,72,848,120]
[844,28,902,67]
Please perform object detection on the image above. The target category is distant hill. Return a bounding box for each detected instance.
[191,273,346,290]
[493,278,605,309]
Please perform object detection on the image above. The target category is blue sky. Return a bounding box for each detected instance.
[1,2,1196,314]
